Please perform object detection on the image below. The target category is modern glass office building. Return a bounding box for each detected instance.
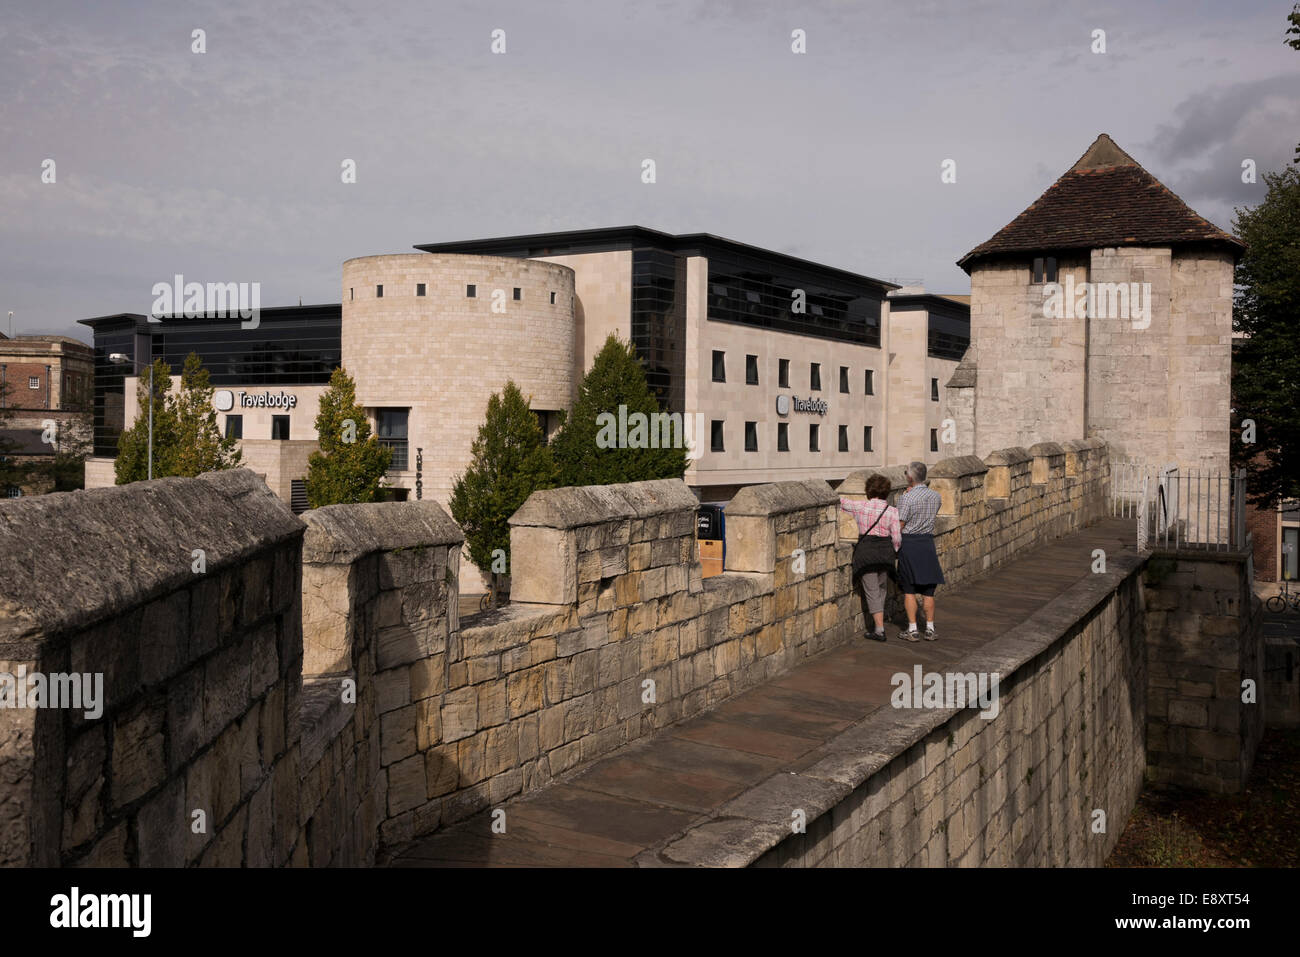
[82,227,968,511]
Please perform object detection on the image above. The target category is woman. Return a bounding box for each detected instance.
[840,473,901,641]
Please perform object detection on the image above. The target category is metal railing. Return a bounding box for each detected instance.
[1111,461,1247,552]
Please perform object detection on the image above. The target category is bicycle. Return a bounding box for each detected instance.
[1265,580,1300,614]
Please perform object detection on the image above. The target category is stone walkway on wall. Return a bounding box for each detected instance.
[386,517,1137,867]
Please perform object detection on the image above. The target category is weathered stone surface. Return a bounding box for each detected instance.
[0,469,302,654]
[302,500,462,564]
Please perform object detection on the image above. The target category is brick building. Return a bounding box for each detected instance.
[0,332,93,496]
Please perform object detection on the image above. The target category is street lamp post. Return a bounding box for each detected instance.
[108,353,153,479]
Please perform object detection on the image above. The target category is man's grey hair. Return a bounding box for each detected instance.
[907,461,927,483]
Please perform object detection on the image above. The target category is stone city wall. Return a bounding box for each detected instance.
[739,556,1148,866]
[0,470,305,866]
[1142,548,1265,793]
[0,437,1117,865]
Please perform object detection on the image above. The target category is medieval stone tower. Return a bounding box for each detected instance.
[948,134,1242,474]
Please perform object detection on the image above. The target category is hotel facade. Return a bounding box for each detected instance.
[82,227,969,511]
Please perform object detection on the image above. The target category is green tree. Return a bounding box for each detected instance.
[548,334,688,487]
[1289,4,1300,159]
[449,381,559,607]
[305,366,392,507]
[114,358,180,483]
[174,352,242,476]
[1231,163,1300,507]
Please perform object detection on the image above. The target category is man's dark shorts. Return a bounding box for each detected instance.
[901,582,937,597]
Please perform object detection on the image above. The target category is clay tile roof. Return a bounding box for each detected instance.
[957,134,1243,272]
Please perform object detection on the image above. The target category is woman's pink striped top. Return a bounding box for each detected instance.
[839,497,901,551]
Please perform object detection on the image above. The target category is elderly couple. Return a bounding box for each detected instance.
[841,461,944,642]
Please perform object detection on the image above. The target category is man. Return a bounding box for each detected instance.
[896,461,945,641]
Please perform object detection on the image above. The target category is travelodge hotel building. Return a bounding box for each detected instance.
[81,226,969,511]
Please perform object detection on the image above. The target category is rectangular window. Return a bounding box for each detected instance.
[28,377,39,389]
[744,421,758,452]
[513,287,521,301]
[377,408,409,470]
[746,354,758,385]
[777,422,789,452]
[1031,257,1059,284]
[416,283,426,297]
[810,363,821,391]
[376,285,383,298]
[864,426,873,451]
[838,424,848,452]
[466,284,476,298]
[809,423,820,452]
[931,377,939,401]
[839,366,849,393]
[865,369,874,395]
[225,415,243,440]
[712,350,726,383]
[349,288,354,300]
[778,358,790,388]
[550,291,556,304]
[710,419,725,452]
[930,428,939,452]
[271,415,290,440]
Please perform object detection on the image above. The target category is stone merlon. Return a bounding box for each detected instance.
[725,479,837,517]
[927,455,989,479]
[508,478,698,529]
[302,499,462,564]
[0,468,302,652]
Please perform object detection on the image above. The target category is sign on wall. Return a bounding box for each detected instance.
[213,389,299,411]
[776,394,827,416]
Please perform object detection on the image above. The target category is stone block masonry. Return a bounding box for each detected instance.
[4,431,1262,866]
[0,470,306,867]
[299,499,464,854]
[1142,548,1265,793]
[744,555,1149,867]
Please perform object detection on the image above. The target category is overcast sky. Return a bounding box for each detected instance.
[2,0,1297,339]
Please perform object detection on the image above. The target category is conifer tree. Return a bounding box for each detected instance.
[305,366,392,507]
[449,381,559,607]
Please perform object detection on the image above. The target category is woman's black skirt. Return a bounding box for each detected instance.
[897,533,945,588]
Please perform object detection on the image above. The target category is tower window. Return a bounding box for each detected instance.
[777,422,789,452]
[712,350,726,383]
[838,424,849,452]
[1031,256,1058,284]
[864,426,873,451]
[931,378,939,401]
[513,287,521,301]
[810,363,821,391]
[744,421,758,452]
[466,284,477,298]
[839,366,849,394]
[376,285,383,298]
[746,355,758,385]
[416,283,426,297]
[778,358,790,389]
[710,420,725,453]
[865,369,874,395]
[930,428,939,452]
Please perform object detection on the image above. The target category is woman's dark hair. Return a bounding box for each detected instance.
[865,473,892,501]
